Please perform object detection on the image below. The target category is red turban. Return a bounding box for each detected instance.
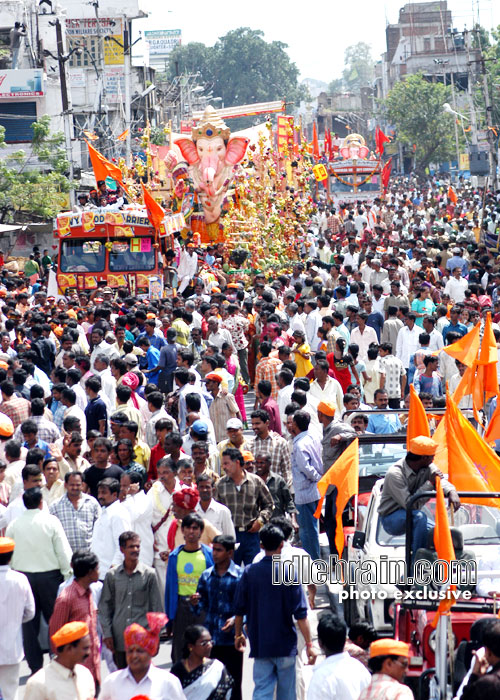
[121,371,140,408]
[172,487,199,510]
[124,612,168,656]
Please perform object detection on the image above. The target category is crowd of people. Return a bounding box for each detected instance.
[1,177,500,699]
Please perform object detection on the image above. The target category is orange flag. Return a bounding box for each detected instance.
[117,129,129,142]
[473,312,498,414]
[85,140,128,193]
[312,122,320,160]
[141,183,165,233]
[430,476,457,629]
[314,437,358,557]
[406,385,430,450]
[434,393,500,507]
[435,321,480,368]
[484,398,500,443]
[448,185,458,204]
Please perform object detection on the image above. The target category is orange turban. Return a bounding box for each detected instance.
[369,639,410,658]
[408,436,437,456]
[0,537,15,553]
[0,413,14,437]
[51,621,89,648]
[124,612,168,656]
[317,401,336,417]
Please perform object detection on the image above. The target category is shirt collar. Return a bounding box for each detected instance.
[209,559,241,578]
[51,660,76,680]
[125,664,154,685]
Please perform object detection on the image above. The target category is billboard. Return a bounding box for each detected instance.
[144,29,181,65]
[66,18,124,66]
[0,69,43,98]
[104,67,125,102]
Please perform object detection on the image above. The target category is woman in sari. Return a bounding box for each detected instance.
[221,342,247,425]
[170,624,233,700]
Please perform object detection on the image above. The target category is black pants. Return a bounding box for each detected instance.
[212,645,243,700]
[21,570,63,673]
[172,596,205,664]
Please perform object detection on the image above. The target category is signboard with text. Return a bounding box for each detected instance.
[104,67,125,102]
[0,69,43,98]
[66,18,124,66]
[144,29,181,65]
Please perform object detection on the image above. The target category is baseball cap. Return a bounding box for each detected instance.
[227,418,243,430]
[124,353,138,366]
[191,420,208,436]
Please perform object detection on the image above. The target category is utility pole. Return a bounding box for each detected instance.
[464,30,478,147]
[123,19,131,165]
[479,50,498,189]
[54,19,75,208]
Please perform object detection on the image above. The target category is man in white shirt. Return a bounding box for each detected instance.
[90,329,119,371]
[277,369,295,432]
[177,243,198,295]
[309,360,344,414]
[423,316,444,352]
[195,474,236,538]
[304,300,322,351]
[90,477,131,580]
[147,458,181,597]
[395,314,422,371]
[444,266,469,303]
[120,472,154,567]
[307,612,370,700]
[0,537,35,700]
[93,354,117,413]
[350,312,378,362]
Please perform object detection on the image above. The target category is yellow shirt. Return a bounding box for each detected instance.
[177,548,207,596]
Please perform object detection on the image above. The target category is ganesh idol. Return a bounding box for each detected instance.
[165,106,249,243]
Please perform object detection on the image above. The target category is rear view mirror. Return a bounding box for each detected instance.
[352,531,366,549]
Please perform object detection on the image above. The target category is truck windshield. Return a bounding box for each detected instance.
[60,240,105,273]
[108,238,155,272]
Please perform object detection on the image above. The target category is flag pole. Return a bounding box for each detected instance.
[353,494,359,531]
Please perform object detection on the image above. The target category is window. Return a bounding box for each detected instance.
[108,238,155,272]
[60,240,105,273]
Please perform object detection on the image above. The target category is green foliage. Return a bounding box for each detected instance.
[383,73,456,171]
[0,115,71,222]
[327,78,344,95]
[150,126,166,146]
[167,28,303,128]
[342,43,374,93]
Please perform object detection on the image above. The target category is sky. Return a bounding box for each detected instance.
[134,0,500,83]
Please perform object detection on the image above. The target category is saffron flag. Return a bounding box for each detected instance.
[430,476,457,629]
[381,158,392,192]
[83,130,98,141]
[314,437,359,557]
[325,128,332,161]
[434,393,500,506]
[117,129,129,142]
[435,321,480,368]
[473,312,498,411]
[406,385,430,450]
[141,183,165,233]
[312,122,320,160]
[375,126,390,155]
[448,185,458,204]
[85,140,128,193]
[484,398,500,443]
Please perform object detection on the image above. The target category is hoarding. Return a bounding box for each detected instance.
[0,69,43,98]
[144,29,181,65]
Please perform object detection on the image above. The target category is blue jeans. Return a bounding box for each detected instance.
[296,501,320,560]
[234,530,260,565]
[381,508,431,555]
[253,656,296,700]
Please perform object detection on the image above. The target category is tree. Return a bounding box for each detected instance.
[166,29,304,128]
[0,115,71,222]
[383,73,456,172]
[343,43,374,93]
[327,78,344,95]
[166,42,214,84]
